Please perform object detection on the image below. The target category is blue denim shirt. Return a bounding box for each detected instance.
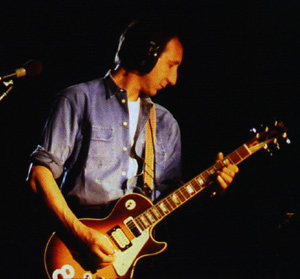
[30,72,181,207]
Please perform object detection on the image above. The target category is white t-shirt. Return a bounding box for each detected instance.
[127,98,140,179]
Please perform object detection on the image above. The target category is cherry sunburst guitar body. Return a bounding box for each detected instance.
[45,194,166,279]
[44,121,289,279]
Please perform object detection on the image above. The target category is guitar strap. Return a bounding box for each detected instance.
[143,104,156,198]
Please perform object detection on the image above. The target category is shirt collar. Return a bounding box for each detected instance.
[104,70,121,99]
[103,70,154,107]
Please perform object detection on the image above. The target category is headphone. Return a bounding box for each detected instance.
[138,40,162,74]
[115,20,175,74]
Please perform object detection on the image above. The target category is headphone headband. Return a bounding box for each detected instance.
[115,20,177,74]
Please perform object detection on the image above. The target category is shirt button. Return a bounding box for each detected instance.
[123,121,128,126]
[121,99,126,104]
[122,147,128,151]
[119,89,125,93]
[122,171,126,176]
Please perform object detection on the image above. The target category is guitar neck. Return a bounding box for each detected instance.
[133,143,254,231]
[133,119,288,232]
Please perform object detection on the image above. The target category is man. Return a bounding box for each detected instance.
[28,19,238,272]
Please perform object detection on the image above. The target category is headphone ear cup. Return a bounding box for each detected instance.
[139,43,161,74]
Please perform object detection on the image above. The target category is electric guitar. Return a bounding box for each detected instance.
[44,121,289,279]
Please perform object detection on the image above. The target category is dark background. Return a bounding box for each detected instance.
[1,0,299,278]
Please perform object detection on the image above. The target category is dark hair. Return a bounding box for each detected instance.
[115,19,179,74]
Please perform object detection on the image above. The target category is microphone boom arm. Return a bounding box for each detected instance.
[0,59,42,102]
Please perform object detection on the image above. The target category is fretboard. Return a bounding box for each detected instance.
[134,144,253,231]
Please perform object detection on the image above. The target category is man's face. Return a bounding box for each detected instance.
[140,37,183,97]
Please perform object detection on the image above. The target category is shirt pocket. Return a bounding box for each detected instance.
[88,126,115,165]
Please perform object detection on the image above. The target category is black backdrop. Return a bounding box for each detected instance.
[1,1,299,278]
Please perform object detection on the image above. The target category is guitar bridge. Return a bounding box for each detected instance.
[108,226,132,251]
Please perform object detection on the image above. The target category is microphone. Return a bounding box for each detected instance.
[0,59,43,81]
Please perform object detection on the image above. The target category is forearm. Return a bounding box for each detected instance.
[28,164,115,267]
[28,165,85,237]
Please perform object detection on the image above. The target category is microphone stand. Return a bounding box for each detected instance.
[0,60,42,102]
[0,79,14,102]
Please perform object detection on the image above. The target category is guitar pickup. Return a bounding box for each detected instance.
[108,226,132,251]
[124,217,142,238]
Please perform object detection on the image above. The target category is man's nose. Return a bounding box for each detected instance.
[167,69,178,86]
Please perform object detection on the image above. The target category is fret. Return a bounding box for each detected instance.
[243,143,252,154]
[238,145,251,158]
[186,184,196,196]
[171,193,182,205]
[190,179,201,191]
[202,171,212,183]
[166,196,177,209]
[226,156,234,165]
[228,152,241,164]
[164,199,173,211]
[140,215,150,228]
[215,161,225,171]
[235,150,243,160]
[180,187,190,199]
[155,203,165,217]
[158,201,169,214]
[208,167,216,176]
[143,213,152,224]
[145,210,156,224]
[135,217,146,230]
[226,145,251,166]
[196,175,206,188]
[150,207,161,220]
[192,179,206,192]
[175,190,186,202]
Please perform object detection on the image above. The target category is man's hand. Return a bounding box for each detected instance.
[75,225,116,269]
[216,152,239,192]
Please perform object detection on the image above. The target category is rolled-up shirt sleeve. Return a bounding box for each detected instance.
[30,145,64,179]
